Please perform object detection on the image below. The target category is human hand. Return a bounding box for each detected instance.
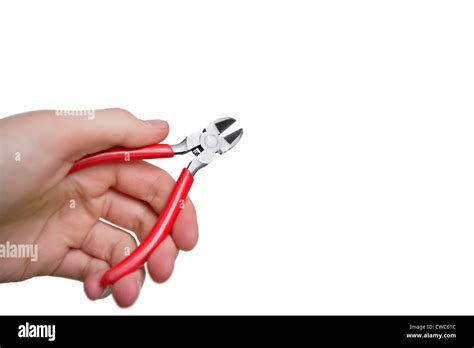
[0,109,198,307]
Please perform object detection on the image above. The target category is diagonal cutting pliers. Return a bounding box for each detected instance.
[68,118,243,286]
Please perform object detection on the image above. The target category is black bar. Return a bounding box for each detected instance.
[0,316,473,346]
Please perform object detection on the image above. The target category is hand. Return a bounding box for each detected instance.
[0,109,198,307]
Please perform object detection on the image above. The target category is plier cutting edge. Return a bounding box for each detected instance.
[68,118,243,286]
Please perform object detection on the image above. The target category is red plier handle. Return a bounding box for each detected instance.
[68,144,175,174]
[67,117,243,286]
[68,145,193,286]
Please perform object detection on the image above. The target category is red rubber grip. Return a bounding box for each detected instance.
[100,168,194,286]
[68,144,175,174]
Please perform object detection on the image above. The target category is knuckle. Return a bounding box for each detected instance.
[111,107,133,118]
[130,206,150,234]
[113,107,149,131]
[124,233,137,247]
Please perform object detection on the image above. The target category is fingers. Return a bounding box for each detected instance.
[101,189,159,241]
[52,248,143,307]
[66,157,198,288]
[51,248,113,301]
[100,189,180,283]
[52,248,109,295]
[70,160,199,251]
[100,188,183,283]
[146,235,179,283]
[76,221,145,307]
[113,161,198,251]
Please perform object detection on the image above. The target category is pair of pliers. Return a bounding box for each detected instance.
[68,118,243,286]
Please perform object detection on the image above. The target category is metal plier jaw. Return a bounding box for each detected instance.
[171,117,243,175]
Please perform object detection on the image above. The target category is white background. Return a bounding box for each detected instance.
[0,0,473,314]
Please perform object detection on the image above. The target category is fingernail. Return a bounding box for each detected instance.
[99,286,112,299]
[147,119,168,130]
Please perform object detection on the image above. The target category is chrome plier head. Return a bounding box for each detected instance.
[170,117,243,175]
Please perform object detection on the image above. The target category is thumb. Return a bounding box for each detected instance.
[42,108,169,160]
